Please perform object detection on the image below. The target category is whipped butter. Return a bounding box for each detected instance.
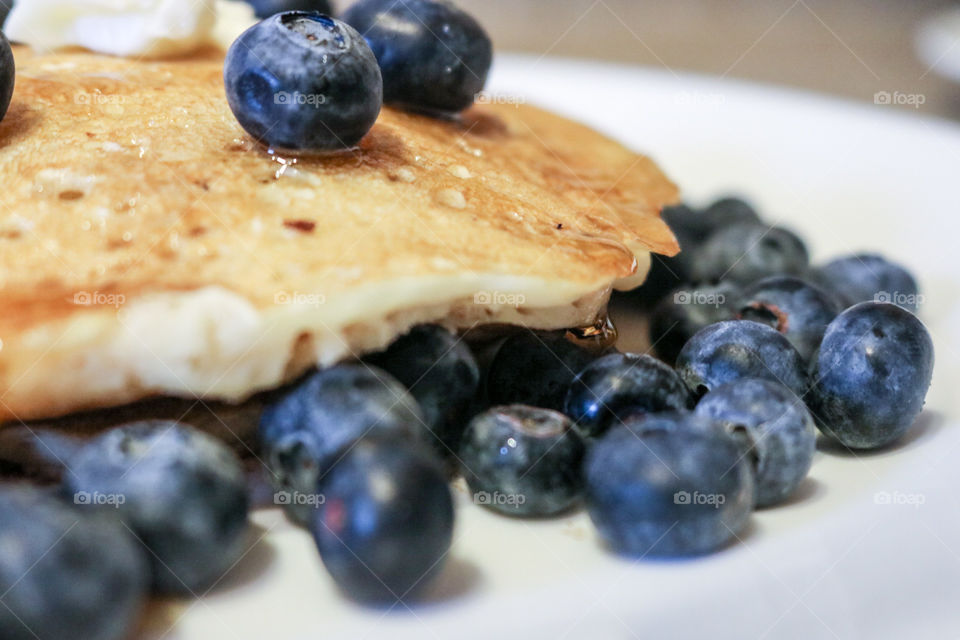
[6,0,256,58]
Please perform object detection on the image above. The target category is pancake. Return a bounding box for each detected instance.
[0,46,678,424]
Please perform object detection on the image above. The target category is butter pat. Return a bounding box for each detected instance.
[6,0,255,58]
[212,0,258,50]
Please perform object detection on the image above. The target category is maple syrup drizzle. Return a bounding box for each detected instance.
[566,314,618,351]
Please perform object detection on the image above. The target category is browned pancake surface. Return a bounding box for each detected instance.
[0,46,678,422]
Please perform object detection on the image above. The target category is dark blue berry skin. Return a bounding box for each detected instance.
[259,364,426,525]
[62,422,249,594]
[459,405,586,517]
[690,223,809,285]
[245,0,332,19]
[650,281,741,365]
[0,32,13,123]
[585,412,754,557]
[312,437,454,604]
[486,332,596,412]
[676,320,809,398]
[738,276,841,363]
[365,325,479,460]
[564,353,692,438]
[695,379,816,507]
[812,253,920,311]
[224,12,382,151]
[343,0,492,114]
[701,196,762,233]
[811,302,934,449]
[0,485,148,640]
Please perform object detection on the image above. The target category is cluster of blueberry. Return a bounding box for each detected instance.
[224,0,492,151]
[255,197,934,601]
[0,422,250,640]
[641,197,933,451]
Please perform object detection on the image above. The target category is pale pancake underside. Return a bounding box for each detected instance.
[0,47,678,423]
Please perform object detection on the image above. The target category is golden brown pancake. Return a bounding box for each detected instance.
[0,46,678,424]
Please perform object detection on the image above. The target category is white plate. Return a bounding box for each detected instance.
[149,56,960,640]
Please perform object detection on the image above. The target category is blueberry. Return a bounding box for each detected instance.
[343,0,492,114]
[0,485,148,640]
[695,379,816,507]
[62,421,249,594]
[812,253,920,311]
[311,436,454,603]
[810,302,934,449]
[365,325,479,460]
[0,32,13,123]
[459,405,585,517]
[259,364,426,524]
[245,0,333,19]
[701,196,763,231]
[584,412,754,557]
[564,352,692,438]
[486,331,596,412]
[664,197,762,253]
[224,12,382,151]
[690,222,809,285]
[676,320,808,397]
[737,276,840,362]
[649,281,741,365]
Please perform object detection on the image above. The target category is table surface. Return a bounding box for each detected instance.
[434,0,960,120]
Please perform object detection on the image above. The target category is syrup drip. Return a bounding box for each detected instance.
[566,314,618,351]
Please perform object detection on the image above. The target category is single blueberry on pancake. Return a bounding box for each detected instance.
[224,12,382,151]
[245,0,333,19]
[343,0,492,113]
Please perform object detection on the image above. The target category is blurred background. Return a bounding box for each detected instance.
[431,0,960,119]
